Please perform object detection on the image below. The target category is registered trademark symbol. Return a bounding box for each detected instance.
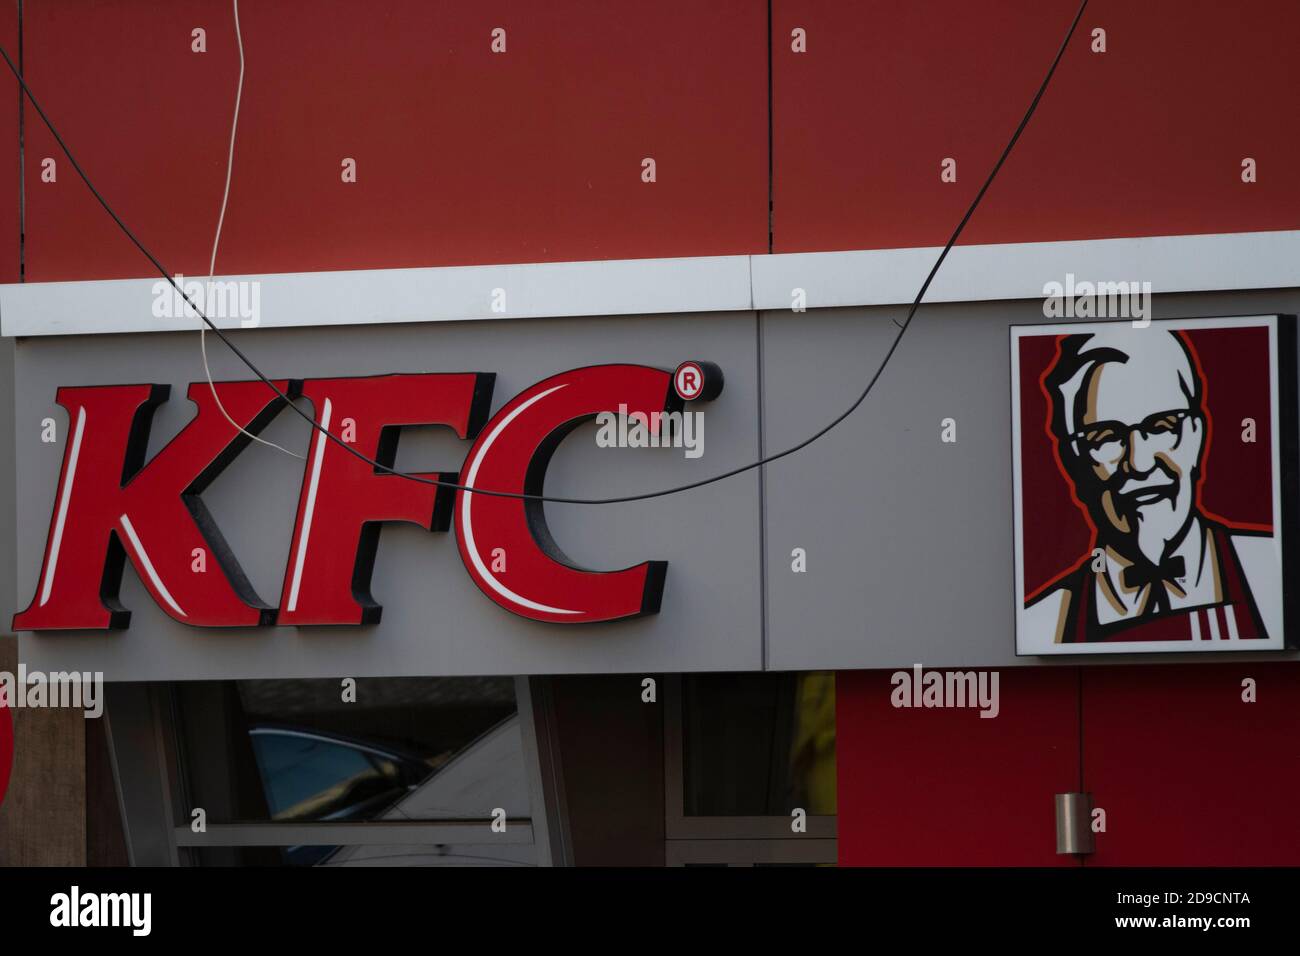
[674,362,706,400]
[673,360,723,402]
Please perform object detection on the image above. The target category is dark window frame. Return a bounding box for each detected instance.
[663,675,836,863]
[104,678,555,866]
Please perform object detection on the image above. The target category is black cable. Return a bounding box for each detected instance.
[0,0,1087,506]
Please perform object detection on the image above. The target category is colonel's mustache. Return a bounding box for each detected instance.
[1086,459,1181,521]
[1107,463,1180,509]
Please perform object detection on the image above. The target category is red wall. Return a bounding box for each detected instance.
[773,0,1300,253]
[837,668,1080,866]
[20,0,768,281]
[3,0,1297,283]
[0,0,16,284]
[1083,663,1300,866]
[838,663,1300,866]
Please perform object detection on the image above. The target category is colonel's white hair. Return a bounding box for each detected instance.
[1049,328,1201,439]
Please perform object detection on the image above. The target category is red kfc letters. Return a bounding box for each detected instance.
[13,380,299,629]
[277,373,493,626]
[13,363,721,631]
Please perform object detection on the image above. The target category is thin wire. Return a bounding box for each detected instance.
[200,0,304,459]
[207,0,240,282]
[0,0,1087,505]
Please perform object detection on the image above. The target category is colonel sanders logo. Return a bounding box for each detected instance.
[1012,317,1290,654]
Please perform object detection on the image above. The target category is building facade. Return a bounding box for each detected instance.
[1,0,1298,867]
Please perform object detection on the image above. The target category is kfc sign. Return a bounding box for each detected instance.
[13,362,721,632]
[1012,316,1297,655]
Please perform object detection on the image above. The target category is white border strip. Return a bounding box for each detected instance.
[754,230,1300,310]
[2,231,1297,337]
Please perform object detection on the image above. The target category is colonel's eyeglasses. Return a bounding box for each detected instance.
[1069,409,1192,463]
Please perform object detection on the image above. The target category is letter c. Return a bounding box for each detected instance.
[454,364,717,623]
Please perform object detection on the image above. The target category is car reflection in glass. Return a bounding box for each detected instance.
[247,716,533,866]
[251,727,431,820]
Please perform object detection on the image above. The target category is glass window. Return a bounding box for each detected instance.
[173,676,525,826]
[249,729,416,821]
[681,672,836,816]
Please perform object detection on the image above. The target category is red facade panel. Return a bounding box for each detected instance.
[1083,663,1300,866]
[837,667,1080,866]
[773,0,1300,252]
[11,2,1300,281]
[22,0,768,281]
[0,0,18,283]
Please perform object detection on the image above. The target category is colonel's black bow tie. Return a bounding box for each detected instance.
[1122,556,1187,614]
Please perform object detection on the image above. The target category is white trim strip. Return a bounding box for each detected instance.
[118,513,186,618]
[752,230,1300,310]
[1206,605,1222,641]
[1189,610,1202,641]
[0,254,754,336]
[286,396,331,613]
[38,405,85,605]
[2,230,1297,337]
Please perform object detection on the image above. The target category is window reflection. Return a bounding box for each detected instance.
[682,672,836,816]
[173,676,527,866]
[248,727,431,822]
[175,676,530,868]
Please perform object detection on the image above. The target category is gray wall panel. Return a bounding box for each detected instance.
[763,290,1300,670]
